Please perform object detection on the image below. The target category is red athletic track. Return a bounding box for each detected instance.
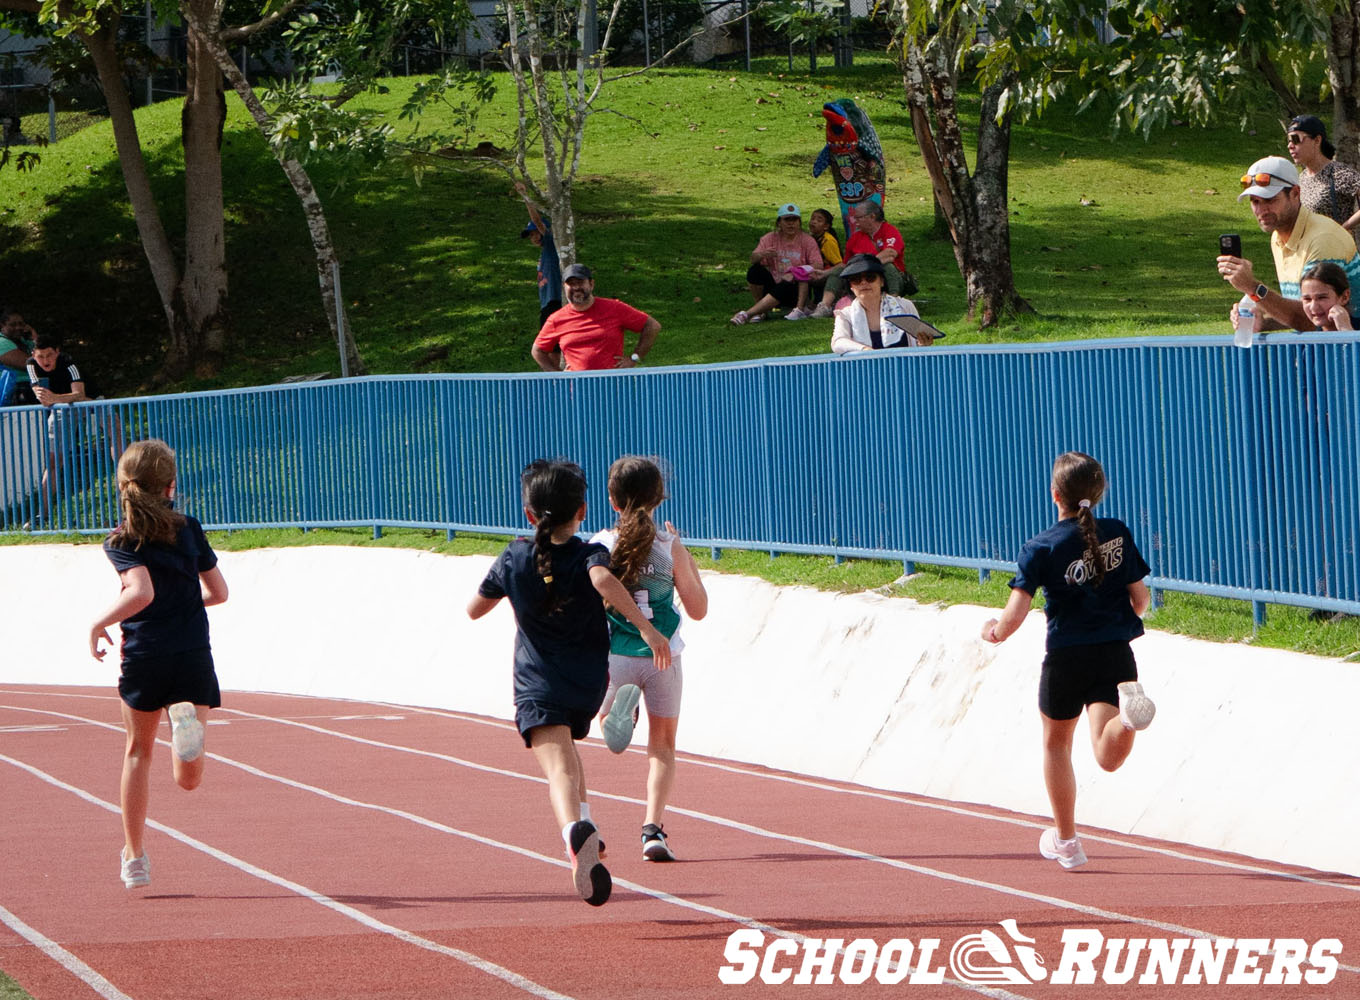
[1,685,1355,1000]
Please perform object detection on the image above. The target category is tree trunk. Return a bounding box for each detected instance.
[181,9,230,373]
[1328,4,1360,165]
[183,8,365,377]
[901,32,1031,326]
[82,16,192,365]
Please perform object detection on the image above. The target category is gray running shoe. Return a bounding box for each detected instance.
[601,685,641,754]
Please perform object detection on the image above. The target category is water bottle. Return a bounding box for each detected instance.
[1234,294,1255,348]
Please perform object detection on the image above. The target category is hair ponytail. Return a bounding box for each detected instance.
[607,456,666,590]
[520,458,589,615]
[110,439,184,549]
[1051,451,1108,587]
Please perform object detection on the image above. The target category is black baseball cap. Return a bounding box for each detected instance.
[1287,115,1334,158]
[563,264,593,281]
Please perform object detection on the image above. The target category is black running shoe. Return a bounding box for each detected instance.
[567,820,611,905]
[641,823,676,862]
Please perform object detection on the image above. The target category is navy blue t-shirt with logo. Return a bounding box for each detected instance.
[479,536,611,712]
[1009,516,1150,651]
[103,515,218,661]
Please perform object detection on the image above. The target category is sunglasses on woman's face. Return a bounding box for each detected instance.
[848,274,878,284]
[1287,133,1311,145]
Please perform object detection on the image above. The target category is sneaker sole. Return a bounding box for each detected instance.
[569,822,611,906]
[168,703,205,762]
[601,685,642,754]
[643,839,677,862]
[1117,682,1157,731]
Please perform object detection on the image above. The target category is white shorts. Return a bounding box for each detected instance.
[603,652,683,719]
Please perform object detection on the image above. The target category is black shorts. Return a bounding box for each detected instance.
[515,699,595,748]
[745,264,801,309]
[118,647,221,713]
[1038,640,1137,721]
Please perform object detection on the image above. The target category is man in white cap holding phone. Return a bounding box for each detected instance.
[1216,154,1360,332]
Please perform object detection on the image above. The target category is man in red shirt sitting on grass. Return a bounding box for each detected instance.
[810,202,915,316]
[532,265,661,372]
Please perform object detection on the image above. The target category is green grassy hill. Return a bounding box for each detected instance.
[1,58,1290,396]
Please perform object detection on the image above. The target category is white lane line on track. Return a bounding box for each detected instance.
[8,698,1353,974]
[372,700,1360,895]
[0,703,1031,1000]
[208,705,1359,974]
[0,902,136,1000]
[7,691,1359,893]
[0,752,577,1000]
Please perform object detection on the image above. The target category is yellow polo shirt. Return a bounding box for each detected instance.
[1271,204,1360,302]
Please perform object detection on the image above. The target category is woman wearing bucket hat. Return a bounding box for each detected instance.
[731,203,824,325]
[1286,115,1360,231]
[829,254,937,354]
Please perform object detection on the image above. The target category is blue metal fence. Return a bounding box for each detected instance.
[3,334,1357,618]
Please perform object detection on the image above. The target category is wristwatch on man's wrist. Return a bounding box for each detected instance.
[630,352,642,364]
[1249,283,1268,302]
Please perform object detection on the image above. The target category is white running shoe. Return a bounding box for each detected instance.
[168,702,205,762]
[1117,682,1156,731]
[729,310,749,325]
[1039,828,1087,869]
[809,302,834,318]
[785,307,810,320]
[601,684,642,754]
[121,849,150,888]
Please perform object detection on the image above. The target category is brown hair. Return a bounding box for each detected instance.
[607,456,667,590]
[1052,451,1107,586]
[110,439,184,549]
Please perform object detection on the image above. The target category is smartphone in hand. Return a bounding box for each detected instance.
[1219,233,1242,258]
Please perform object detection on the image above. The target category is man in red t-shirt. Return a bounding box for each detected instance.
[532,265,661,372]
[810,202,914,315]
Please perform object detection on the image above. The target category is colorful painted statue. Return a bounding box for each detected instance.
[812,99,885,236]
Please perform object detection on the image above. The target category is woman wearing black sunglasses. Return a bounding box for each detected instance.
[1286,115,1360,233]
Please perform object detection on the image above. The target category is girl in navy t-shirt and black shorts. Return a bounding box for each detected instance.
[982,451,1157,870]
[468,458,670,906]
[90,439,229,890]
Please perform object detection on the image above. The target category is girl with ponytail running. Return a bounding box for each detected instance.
[468,458,670,905]
[90,439,229,889]
[982,451,1156,870]
[591,456,708,862]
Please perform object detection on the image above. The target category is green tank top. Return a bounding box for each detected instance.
[592,528,682,658]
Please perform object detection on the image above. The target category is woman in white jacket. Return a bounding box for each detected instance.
[830,254,933,354]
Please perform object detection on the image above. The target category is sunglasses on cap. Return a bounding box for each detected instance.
[1241,172,1293,190]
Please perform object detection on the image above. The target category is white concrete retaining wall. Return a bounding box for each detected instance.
[4,544,1356,877]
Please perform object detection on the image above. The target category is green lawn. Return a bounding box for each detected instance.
[3,56,1353,659]
[2,56,1283,395]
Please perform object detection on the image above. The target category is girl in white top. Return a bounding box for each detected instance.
[591,456,708,861]
[830,254,932,354]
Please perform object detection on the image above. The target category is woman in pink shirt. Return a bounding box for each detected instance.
[731,203,824,324]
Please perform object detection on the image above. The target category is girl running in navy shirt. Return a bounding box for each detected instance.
[468,459,670,905]
[982,451,1156,870]
[89,439,229,889]
[591,456,708,862]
